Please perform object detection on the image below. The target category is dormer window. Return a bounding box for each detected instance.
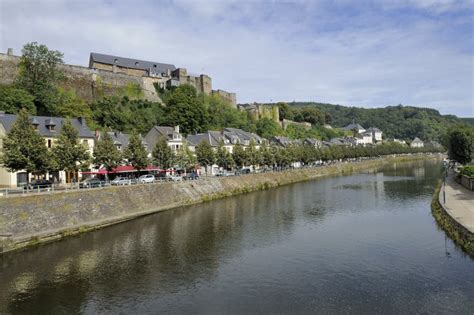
[135,62,139,67]
[45,118,56,132]
[31,117,39,130]
[114,58,118,64]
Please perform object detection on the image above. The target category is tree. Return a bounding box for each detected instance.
[16,42,64,115]
[232,144,248,168]
[152,137,175,169]
[124,133,149,171]
[195,140,215,173]
[52,120,90,176]
[215,140,234,170]
[93,132,122,171]
[278,102,293,120]
[0,85,36,114]
[175,140,197,171]
[260,144,275,168]
[1,109,50,183]
[49,87,92,118]
[447,126,473,164]
[164,85,209,134]
[246,140,261,167]
[256,118,282,139]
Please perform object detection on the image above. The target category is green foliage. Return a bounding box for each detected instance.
[460,166,474,177]
[124,133,149,170]
[447,125,473,164]
[215,140,234,169]
[1,109,50,177]
[16,42,64,115]
[163,85,209,134]
[48,87,92,118]
[256,118,282,138]
[232,144,248,168]
[91,96,165,134]
[175,141,197,171]
[196,140,215,167]
[278,102,293,120]
[206,93,253,131]
[51,120,90,172]
[93,132,122,171]
[0,85,36,114]
[152,137,175,169]
[286,102,466,141]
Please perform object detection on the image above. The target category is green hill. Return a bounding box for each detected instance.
[272,102,467,141]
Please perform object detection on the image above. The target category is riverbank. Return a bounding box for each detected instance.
[431,173,474,257]
[0,154,442,254]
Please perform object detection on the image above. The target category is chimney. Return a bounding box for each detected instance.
[174,125,180,134]
[78,116,86,126]
[7,48,13,56]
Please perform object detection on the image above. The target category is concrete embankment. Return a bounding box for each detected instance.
[432,173,474,257]
[0,154,441,253]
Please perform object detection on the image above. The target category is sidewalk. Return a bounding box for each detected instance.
[440,172,474,234]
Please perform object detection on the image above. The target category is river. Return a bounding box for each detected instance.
[0,159,473,313]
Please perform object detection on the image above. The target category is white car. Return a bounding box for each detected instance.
[111,177,132,186]
[169,175,183,182]
[138,174,155,183]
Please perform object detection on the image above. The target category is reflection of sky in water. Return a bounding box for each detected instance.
[0,159,472,314]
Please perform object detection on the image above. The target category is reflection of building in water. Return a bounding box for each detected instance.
[374,172,386,198]
[413,167,425,179]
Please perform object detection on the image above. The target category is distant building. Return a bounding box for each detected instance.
[343,122,366,134]
[410,137,424,148]
[356,132,373,145]
[303,138,323,148]
[99,131,149,153]
[0,113,95,187]
[366,127,383,142]
[271,136,294,147]
[187,128,263,153]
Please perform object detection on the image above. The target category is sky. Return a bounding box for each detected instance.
[0,0,473,117]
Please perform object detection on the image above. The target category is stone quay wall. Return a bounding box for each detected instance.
[0,155,441,253]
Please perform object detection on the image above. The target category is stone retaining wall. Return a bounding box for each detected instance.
[0,155,441,253]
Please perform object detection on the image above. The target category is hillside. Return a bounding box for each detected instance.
[267,102,468,141]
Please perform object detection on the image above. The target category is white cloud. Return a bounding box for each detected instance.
[0,0,472,116]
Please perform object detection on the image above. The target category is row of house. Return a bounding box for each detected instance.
[0,112,434,187]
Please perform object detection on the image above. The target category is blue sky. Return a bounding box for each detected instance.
[0,0,472,117]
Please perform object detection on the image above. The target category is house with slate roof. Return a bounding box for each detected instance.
[0,112,95,187]
[145,126,183,153]
[410,137,424,148]
[186,128,263,154]
[366,127,383,142]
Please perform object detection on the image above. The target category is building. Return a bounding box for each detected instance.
[99,131,149,153]
[343,122,366,134]
[187,128,263,153]
[0,113,95,187]
[356,132,373,145]
[410,137,424,148]
[271,136,295,147]
[145,126,183,153]
[366,127,383,142]
[238,103,280,123]
[303,138,323,148]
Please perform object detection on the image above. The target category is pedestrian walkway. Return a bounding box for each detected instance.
[440,172,474,234]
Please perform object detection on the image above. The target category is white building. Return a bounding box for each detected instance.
[410,137,424,148]
[366,127,383,142]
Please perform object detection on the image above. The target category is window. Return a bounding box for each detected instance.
[49,125,55,131]
[135,62,139,67]
[114,58,118,64]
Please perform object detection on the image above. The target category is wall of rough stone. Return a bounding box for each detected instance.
[0,53,161,102]
[0,155,441,253]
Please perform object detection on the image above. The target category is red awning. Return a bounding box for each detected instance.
[83,166,175,174]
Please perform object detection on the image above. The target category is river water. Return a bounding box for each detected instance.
[1,159,473,314]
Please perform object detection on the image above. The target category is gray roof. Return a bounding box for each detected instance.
[89,52,176,75]
[343,123,365,131]
[102,131,148,149]
[187,128,262,147]
[271,136,293,147]
[412,137,423,143]
[151,126,179,140]
[0,114,94,138]
[303,138,322,146]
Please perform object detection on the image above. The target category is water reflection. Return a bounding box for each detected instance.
[0,159,472,314]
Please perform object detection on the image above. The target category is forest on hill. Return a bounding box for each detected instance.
[262,101,469,141]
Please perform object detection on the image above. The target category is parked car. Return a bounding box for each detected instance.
[111,177,132,186]
[79,178,103,188]
[169,175,183,182]
[25,179,53,190]
[184,172,199,180]
[138,174,155,183]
